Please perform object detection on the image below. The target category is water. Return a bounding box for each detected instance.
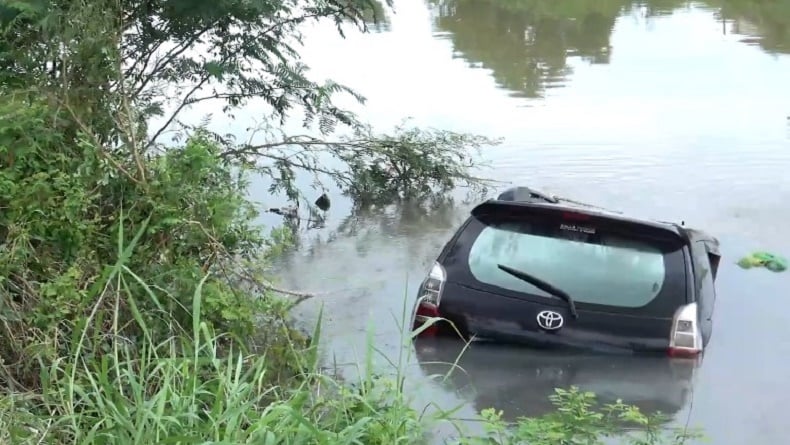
[205,0,790,443]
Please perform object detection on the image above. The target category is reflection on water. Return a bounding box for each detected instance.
[432,0,621,98]
[715,0,790,54]
[431,0,790,98]
[273,195,469,262]
[414,338,698,422]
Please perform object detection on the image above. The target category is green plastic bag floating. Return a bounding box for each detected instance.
[737,251,788,272]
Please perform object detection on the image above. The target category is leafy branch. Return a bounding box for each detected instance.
[219,120,502,206]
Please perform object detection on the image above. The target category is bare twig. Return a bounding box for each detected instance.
[119,23,166,90]
[132,24,215,97]
[219,137,369,159]
[181,84,321,107]
[114,22,147,183]
[182,220,319,305]
[145,74,214,149]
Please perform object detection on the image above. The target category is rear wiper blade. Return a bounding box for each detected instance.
[497,264,579,319]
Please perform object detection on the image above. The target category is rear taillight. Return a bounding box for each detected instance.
[668,303,703,358]
[412,262,447,336]
[420,262,446,306]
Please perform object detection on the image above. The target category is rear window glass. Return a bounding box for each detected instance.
[467,220,669,308]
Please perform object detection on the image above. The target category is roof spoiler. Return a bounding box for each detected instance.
[470,199,540,218]
[495,186,559,204]
[470,199,687,243]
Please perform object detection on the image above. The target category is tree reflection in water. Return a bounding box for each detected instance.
[430,0,790,98]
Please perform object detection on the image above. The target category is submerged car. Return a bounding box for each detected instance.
[411,186,721,358]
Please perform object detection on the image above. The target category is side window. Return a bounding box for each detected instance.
[692,242,716,321]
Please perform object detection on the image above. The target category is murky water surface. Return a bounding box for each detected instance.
[235,0,790,443]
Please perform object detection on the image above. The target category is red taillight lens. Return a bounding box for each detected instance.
[413,301,441,337]
[668,303,703,358]
[667,347,701,358]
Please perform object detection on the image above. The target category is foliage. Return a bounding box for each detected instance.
[228,120,500,206]
[341,123,496,204]
[0,94,274,388]
[0,0,497,405]
[0,0,377,127]
[1,0,500,209]
[457,387,703,445]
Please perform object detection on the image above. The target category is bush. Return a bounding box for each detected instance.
[0,93,281,389]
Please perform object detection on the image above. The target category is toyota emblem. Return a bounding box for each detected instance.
[536,310,564,331]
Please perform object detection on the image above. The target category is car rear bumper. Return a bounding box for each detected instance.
[411,299,673,355]
[465,316,671,354]
[414,280,683,355]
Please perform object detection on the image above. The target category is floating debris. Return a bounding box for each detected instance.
[737,251,787,272]
[314,193,331,211]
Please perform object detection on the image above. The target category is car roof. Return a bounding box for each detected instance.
[476,186,714,244]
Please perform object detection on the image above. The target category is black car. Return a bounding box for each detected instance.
[411,186,721,358]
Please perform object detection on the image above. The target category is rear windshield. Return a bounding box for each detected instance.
[463,216,684,309]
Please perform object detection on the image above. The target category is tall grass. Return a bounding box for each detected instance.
[0,218,424,444]
[33,298,423,444]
